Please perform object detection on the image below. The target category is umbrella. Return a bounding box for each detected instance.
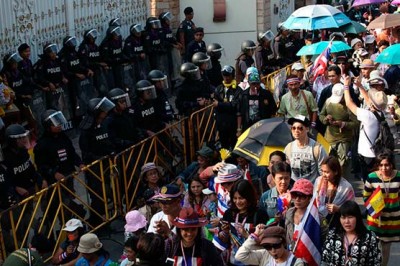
[375,43,400,64]
[233,117,330,165]
[352,0,386,7]
[332,20,367,34]
[282,4,351,30]
[367,13,400,29]
[392,0,400,4]
[296,41,351,56]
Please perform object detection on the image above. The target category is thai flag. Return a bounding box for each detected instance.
[310,41,332,82]
[293,196,321,266]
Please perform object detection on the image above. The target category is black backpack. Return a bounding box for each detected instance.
[363,111,395,155]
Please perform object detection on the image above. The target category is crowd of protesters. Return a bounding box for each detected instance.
[0,1,400,266]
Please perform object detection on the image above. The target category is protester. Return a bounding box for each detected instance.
[321,200,381,266]
[120,236,139,266]
[235,225,305,265]
[75,233,114,265]
[182,176,210,216]
[363,151,400,266]
[236,155,268,197]
[165,207,223,265]
[265,150,287,189]
[124,210,147,242]
[136,233,167,265]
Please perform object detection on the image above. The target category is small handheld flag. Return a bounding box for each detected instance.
[364,186,385,219]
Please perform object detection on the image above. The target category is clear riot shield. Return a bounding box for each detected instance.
[46,84,73,131]
[30,89,47,135]
[75,78,96,117]
[122,63,136,92]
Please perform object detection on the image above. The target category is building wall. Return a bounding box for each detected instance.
[150,0,180,30]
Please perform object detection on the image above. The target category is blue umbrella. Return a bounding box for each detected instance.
[296,41,351,56]
[375,44,400,65]
[282,4,351,30]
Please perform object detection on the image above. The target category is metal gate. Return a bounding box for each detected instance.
[0,0,149,67]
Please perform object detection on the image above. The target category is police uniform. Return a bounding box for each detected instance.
[100,36,126,88]
[144,29,168,73]
[154,88,174,123]
[175,79,211,116]
[255,44,278,76]
[186,40,206,64]
[131,98,165,133]
[235,53,254,82]
[206,57,223,88]
[124,35,149,81]
[178,19,196,48]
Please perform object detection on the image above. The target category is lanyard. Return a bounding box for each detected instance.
[344,235,357,263]
[180,241,195,266]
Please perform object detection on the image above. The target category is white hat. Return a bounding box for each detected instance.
[202,188,215,195]
[214,164,243,184]
[368,70,388,89]
[329,83,344,104]
[351,38,362,48]
[62,219,83,232]
[365,35,375,44]
[77,233,103,253]
[368,90,388,111]
[291,62,305,71]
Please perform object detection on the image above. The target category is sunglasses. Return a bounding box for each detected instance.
[263,242,283,250]
[291,126,304,131]
[291,192,309,200]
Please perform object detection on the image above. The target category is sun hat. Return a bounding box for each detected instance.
[291,62,305,71]
[290,178,313,196]
[77,233,103,253]
[214,163,243,184]
[350,38,362,48]
[125,210,147,232]
[196,145,214,159]
[329,83,344,104]
[368,70,388,89]
[62,218,84,232]
[368,90,388,111]
[139,162,163,180]
[288,114,310,127]
[152,184,182,202]
[171,207,208,228]
[360,58,375,69]
[260,226,287,245]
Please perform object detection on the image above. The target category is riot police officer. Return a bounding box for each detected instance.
[124,23,149,82]
[175,62,211,116]
[148,70,174,123]
[235,40,256,82]
[79,97,115,226]
[78,29,109,96]
[255,31,278,76]
[100,26,126,88]
[131,80,165,136]
[206,43,224,88]
[106,88,144,151]
[144,17,168,74]
[177,6,196,57]
[192,52,212,90]
[34,43,72,123]
[59,36,95,118]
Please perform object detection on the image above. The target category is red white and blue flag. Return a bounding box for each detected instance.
[293,196,321,266]
[310,41,332,81]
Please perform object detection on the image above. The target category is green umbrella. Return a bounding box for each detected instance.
[333,21,367,34]
[296,41,351,56]
[375,44,400,65]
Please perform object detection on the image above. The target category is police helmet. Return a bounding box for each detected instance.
[180,62,201,80]
[130,24,143,35]
[5,124,29,140]
[84,29,98,41]
[221,65,235,77]
[159,11,173,24]
[109,18,121,27]
[135,80,157,99]
[108,88,131,107]
[192,52,212,70]
[258,30,275,43]
[88,97,115,115]
[43,43,58,55]
[241,40,257,53]
[63,36,78,48]
[148,70,169,89]
[146,17,161,30]
[3,53,22,67]
[206,43,224,59]
[42,109,67,128]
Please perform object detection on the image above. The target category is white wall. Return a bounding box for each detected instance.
[179,0,257,66]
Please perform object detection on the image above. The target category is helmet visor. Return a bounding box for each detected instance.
[45,111,67,127]
[200,56,212,70]
[86,29,98,39]
[161,12,173,22]
[221,65,234,76]
[151,74,169,90]
[131,24,143,34]
[110,18,121,27]
[44,44,58,54]
[95,97,116,113]
[137,85,157,99]
[260,31,275,42]
[65,36,78,47]
[112,93,131,108]
[110,27,121,37]
[7,53,22,64]
[150,20,161,29]
[188,67,201,80]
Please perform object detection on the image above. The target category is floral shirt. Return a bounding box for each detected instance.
[321,229,381,266]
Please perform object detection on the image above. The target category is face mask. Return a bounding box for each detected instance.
[68,233,77,242]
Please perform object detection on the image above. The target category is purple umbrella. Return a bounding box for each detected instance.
[352,0,386,7]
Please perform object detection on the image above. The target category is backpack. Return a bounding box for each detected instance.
[362,111,395,155]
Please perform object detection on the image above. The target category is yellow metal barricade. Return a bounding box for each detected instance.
[188,104,217,160]
[0,155,117,263]
[114,119,187,212]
